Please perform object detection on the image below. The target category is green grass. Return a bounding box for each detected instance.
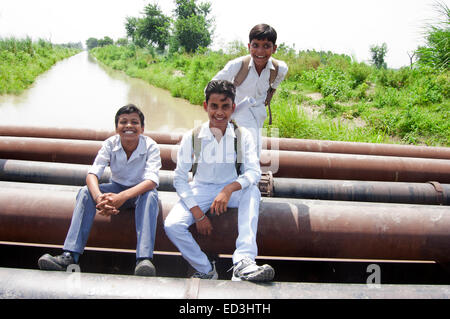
[90,43,449,147]
[0,37,81,94]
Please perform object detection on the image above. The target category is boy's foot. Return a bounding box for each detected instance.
[38,252,76,271]
[231,257,275,282]
[134,259,156,276]
[191,262,218,280]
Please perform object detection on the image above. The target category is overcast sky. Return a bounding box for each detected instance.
[0,0,446,68]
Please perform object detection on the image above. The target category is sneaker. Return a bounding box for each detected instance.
[231,257,275,282]
[134,259,156,276]
[38,252,76,271]
[191,262,218,280]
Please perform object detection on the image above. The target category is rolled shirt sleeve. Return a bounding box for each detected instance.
[88,139,112,180]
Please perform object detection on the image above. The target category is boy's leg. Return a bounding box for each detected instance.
[164,183,220,274]
[228,184,274,281]
[134,189,159,259]
[228,184,261,264]
[164,201,212,274]
[63,183,124,255]
[39,183,124,271]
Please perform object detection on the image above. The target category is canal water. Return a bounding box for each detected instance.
[0,51,207,133]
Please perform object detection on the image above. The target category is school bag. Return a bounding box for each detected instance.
[191,120,242,177]
[232,55,279,125]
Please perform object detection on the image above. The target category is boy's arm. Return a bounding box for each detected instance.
[271,59,289,89]
[173,132,214,235]
[210,129,261,216]
[97,180,156,214]
[173,132,198,209]
[212,58,243,82]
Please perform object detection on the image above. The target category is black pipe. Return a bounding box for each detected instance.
[1,159,448,205]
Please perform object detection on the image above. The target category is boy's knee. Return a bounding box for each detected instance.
[76,186,91,200]
[164,214,186,237]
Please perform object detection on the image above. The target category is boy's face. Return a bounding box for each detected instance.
[203,93,235,131]
[248,38,277,70]
[115,112,144,143]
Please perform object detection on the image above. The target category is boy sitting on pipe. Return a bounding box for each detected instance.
[38,104,161,276]
[164,80,275,281]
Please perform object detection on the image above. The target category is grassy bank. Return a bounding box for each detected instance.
[91,44,449,147]
[0,37,81,95]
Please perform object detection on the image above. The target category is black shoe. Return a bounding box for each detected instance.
[134,259,156,276]
[38,252,76,271]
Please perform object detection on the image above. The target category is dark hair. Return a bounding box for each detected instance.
[114,104,145,128]
[204,80,236,104]
[249,24,277,45]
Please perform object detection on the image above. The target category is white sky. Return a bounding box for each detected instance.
[0,0,447,68]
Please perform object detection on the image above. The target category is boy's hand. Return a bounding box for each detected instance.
[191,206,213,236]
[210,182,241,216]
[95,193,122,216]
[196,216,213,236]
[210,189,232,216]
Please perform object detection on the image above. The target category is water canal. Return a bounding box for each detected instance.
[0,51,207,132]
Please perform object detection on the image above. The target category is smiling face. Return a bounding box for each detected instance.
[115,112,144,143]
[248,38,277,72]
[203,93,235,134]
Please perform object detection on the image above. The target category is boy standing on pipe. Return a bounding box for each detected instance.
[38,104,161,276]
[212,23,288,158]
[164,80,275,281]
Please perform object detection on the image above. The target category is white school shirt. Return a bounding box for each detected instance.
[88,134,161,187]
[174,121,261,210]
[213,55,288,128]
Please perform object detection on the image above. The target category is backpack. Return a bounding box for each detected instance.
[232,55,279,124]
[191,120,242,177]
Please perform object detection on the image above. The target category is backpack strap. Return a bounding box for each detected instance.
[231,120,242,175]
[265,58,280,125]
[233,56,251,87]
[191,122,242,177]
[191,125,202,177]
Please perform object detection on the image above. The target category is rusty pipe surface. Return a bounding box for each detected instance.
[1,125,449,160]
[1,160,449,205]
[0,183,449,263]
[1,267,449,299]
[1,136,450,182]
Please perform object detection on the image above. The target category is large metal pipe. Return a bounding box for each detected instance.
[1,160,449,205]
[1,136,449,182]
[0,184,448,263]
[1,267,448,299]
[1,125,449,160]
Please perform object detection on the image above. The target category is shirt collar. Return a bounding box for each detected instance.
[249,56,275,71]
[112,135,146,155]
[199,121,236,140]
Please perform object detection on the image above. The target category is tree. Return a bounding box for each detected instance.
[370,43,388,69]
[416,1,449,70]
[86,37,98,50]
[125,4,171,51]
[97,36,114,47]
[139,4,171,51]
[173,0,213,53]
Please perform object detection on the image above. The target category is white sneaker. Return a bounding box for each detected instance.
[231,257,275,282]
[191,261,218,280]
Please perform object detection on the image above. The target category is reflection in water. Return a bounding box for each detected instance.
[0,51,207,132]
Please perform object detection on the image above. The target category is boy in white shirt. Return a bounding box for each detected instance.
[164,80,275,282]
[213,24,288,158]
[38,104,161,276]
